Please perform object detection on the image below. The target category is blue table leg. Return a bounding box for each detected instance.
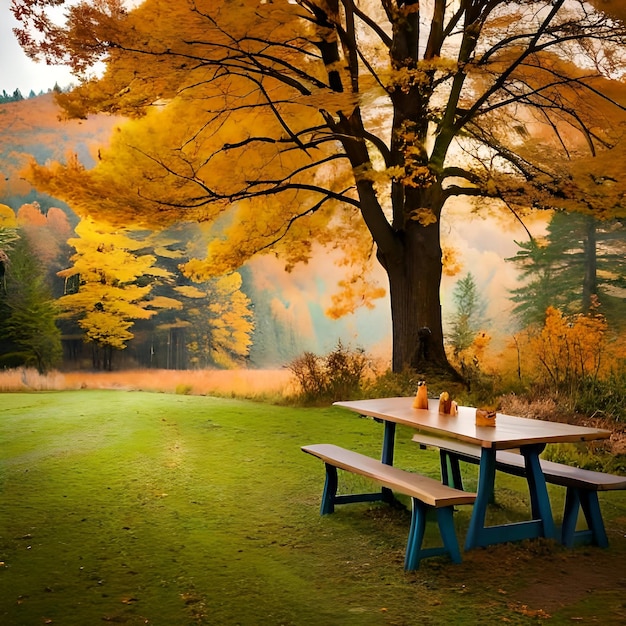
[381,420,396,503]
[321,463,338,514]
[464,447,497,550]
[520,444,556,541]
[381,420,396,465]
[465,444,557,550]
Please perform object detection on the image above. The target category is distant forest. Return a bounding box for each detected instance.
[0,95,385,371]
[0,83,67,104]
[1,94,624,375]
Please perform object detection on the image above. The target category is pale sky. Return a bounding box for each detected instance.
[0,0,75,96]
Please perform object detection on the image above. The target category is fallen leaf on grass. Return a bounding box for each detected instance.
[510,603,551,619]
[180,592,202,605]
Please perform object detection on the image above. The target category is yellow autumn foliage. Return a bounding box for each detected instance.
[15,0,626,372]
[530,305,610,388]
[58,217,178,350]
[442,245,463,277]
[148,296,184,310]
[173,285,207,299]
[409,208,438,225]
[0,204,17,228]
[326,271,387,319]
[182,272,254,368]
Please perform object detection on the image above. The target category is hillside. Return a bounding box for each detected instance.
[0,93,119,218]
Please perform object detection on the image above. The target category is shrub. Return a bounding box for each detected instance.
[542,442,620,473]
[514,306,626,424]
[531,306,607,393]
[287,351,327,399]
[574,368,626,423]
[364,368,420,399]
[287,341,369,404]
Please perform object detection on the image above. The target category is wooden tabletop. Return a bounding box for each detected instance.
[333,397,611,450]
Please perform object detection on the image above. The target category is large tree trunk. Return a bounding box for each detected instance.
[336,109,455,376]
[379,219,448,373]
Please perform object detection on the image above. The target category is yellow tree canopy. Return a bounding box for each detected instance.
[0,205,17,228]
[59,217,174,350]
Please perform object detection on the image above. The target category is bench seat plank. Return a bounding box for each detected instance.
[302,443,476,507]
[302,443,476,570]
[412,434,626,491]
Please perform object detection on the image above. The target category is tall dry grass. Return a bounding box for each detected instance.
[0,367,296,398]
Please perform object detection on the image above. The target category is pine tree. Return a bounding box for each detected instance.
[508,213,626,326]
[0,236,62,372]
[447,273,487,355]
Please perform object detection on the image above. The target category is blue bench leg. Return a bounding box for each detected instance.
[404,498,427,570]
[580,490,608,548]
[562,487,608,548]
[437,506,462,564]
[321,463,338,515]
[405,499,462,570]
[561,487,579,547]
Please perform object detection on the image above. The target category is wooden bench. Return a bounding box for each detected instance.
[301,443,476,570]
[412,433,626,548]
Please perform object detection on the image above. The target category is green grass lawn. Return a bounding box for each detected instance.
[1,391,625,625]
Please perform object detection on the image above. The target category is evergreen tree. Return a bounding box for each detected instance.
[0,237,62,372]
[508,213,626,326]
[447,273,487,355]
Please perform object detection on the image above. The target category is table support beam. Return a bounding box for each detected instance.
[465,444,557,550]
[381,420,396,465]
[465,447,497,550]
[381,420,397,503]
[520,443,556,540]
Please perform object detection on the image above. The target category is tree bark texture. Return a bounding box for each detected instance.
[379,220,446,372]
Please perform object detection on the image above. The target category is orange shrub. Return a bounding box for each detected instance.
[531,306,608,390]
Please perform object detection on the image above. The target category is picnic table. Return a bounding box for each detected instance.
[333,397,612,550]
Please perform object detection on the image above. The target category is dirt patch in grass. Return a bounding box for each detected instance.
[508,547,626,619]
[437,538,626,621]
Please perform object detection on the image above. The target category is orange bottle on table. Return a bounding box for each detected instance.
[413,381,429,409]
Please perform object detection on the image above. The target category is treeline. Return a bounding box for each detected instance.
[0,84,68,105]
[0,202,317,373]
